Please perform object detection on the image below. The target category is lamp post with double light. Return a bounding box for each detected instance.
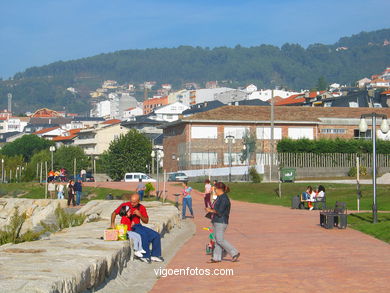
[1,158,4,183]
[359,113,389,224]
[225,135,235,182]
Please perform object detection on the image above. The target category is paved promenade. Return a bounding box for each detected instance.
[91,182,390,293]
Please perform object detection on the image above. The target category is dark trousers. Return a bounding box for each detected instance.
[204,193,212,208]
[132,224,161,258]
[67,194,75,206]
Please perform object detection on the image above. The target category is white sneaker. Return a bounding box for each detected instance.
[140,249,146,254]
[309,207,314,211]
[151,256,164,262]
[134,251,144,258]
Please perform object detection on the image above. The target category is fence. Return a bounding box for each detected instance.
[276,153,390,168]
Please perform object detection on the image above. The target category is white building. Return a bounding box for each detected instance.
[167,90,192,106]
[73,120,128,156]
[190,88,233,104]
[123,106,144,120]
[248,89,302,101]
[357,77,371,88]
[152,102,190,122]
[91,92,138,120]
[245,84,258,93]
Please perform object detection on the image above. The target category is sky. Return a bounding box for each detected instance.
[0,0,389,78]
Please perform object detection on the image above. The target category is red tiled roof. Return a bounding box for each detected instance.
[125,107,136,111]
[52,134,77,141]
[382,89,390,95]
[33,127,60,135]
[275,94,305,106]
[69,128,81,134]
[371,78,387,83]
[101,119,121,125]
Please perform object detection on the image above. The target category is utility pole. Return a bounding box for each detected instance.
[270,89,275,182]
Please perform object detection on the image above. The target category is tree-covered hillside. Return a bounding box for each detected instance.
[1,28,389,113]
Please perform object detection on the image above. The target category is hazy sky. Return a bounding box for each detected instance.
[0,0,389,78]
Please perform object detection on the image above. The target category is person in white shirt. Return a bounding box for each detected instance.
[57,184,65,199]
[48,182,56,199]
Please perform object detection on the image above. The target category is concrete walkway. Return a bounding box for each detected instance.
[91,182,390,293]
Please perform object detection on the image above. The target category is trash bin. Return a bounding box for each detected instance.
[280,168,296,182]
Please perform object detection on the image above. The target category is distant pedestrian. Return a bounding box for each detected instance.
[204,179,212,208]
[48,181,56,199]
[80,169,87,182]
[57,183,65,199]
[136,178,146,201]
[67,180,76,207]
[182,181,194,219]
[74,179,83,206]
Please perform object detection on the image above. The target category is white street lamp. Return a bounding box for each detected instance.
[1,158,4,183]
[380,118,389,133]
[49,146,56,171]
[358,118,368,133]
[225,135,235,182]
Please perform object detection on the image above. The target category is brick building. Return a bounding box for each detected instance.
[143,96,168,115]
[162,105,390,172]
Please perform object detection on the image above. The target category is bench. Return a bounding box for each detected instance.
[320,201,347,229]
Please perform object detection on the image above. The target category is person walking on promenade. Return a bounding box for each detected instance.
[205,182,240,263]
[182,181,194,219]
[48,181,56,199]
[204,179,212,208]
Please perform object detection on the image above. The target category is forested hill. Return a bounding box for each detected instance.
[1,28,390,113]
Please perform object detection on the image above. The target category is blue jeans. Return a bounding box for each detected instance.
[132,224,161,258]
[182,197,193,219]
[138,190,144,201]
[76,191,82,205]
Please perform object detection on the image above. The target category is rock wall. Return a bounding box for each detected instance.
[0,200,180,293]
[0,198,68,233]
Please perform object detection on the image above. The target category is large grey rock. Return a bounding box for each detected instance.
[0,200,180,293]
[0,199,68,233]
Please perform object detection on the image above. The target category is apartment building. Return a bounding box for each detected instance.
[162,105,390,172]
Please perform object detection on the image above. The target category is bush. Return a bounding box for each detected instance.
[145,182,155,196]
[277,138,390,154]
[348,166,368,177]
[54,205,86,229]
[249,167,262,183]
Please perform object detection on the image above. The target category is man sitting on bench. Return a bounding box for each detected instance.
[111,193,164,264]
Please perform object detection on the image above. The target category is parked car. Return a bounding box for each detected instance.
[85,172,95,182]
[168,172,189,182]
[124,172,156,182]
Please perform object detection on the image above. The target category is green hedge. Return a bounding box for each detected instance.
[277,138,390,154]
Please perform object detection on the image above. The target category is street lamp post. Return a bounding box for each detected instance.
[1,158,4,183]
[243,144,250,181]
[49,146,56,171]
[225,135,235,182]
[151,148,164,194]
[359,113,389,224]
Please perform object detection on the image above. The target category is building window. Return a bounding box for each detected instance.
[354,129,372,139]
[349,101,359,108]
[223,153,245,166]
[190,152,217,165]
[320,128,347,134]
[191,126,218,139]
[224,127,249,139]
[288,127,314,139]
[256,127,282,140]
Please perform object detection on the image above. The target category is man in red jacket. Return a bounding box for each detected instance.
[111,194,163,263]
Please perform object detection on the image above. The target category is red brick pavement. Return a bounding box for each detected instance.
[88,182,390,293]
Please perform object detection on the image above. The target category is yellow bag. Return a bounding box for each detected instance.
[116,224,128,241]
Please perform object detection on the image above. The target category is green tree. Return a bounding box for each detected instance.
[0,135,54,161]
[316,76,328,91]
[101,129,152,181]
[25,146,89,180]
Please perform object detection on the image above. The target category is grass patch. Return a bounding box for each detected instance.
[348,213,390,243]
[190,182,390,211]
